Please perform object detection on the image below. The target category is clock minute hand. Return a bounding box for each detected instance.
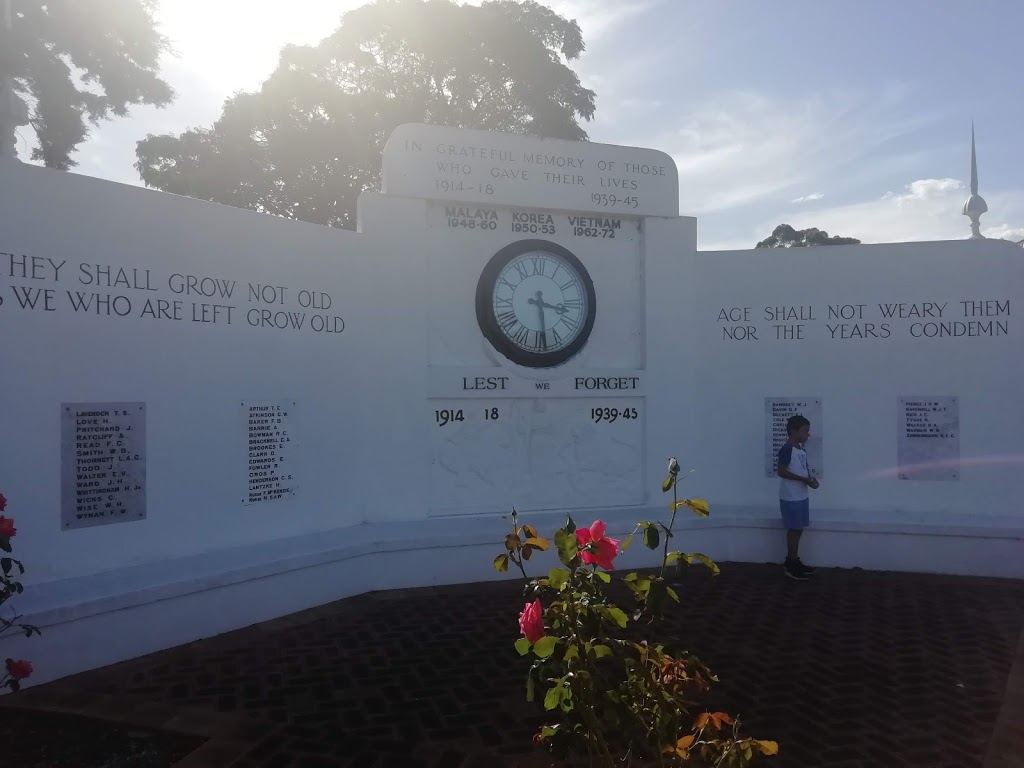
[529,291,551,350]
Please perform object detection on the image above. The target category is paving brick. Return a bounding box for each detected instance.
[4,563,1022,768]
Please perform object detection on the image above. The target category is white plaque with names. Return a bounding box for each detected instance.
[898,396,960,481]
[764,397,823,479]
[242,399,297,505]
[60,402,146,530]
[383,124,679,217]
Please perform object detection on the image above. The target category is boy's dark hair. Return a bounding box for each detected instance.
[786,414,810,435]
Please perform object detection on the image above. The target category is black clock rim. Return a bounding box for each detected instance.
[475,239,597,369]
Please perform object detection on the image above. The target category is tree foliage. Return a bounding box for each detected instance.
[755,223,861,248]
[3,0,173,169]
[134,0,597,229]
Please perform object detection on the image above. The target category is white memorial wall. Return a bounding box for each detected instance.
[0,125,1021,686]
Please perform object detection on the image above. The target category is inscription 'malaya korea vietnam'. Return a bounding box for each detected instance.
[382,124,679,217]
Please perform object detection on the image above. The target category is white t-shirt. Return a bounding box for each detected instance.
[778,442,810,501]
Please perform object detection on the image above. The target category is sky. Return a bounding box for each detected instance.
[15,0,1024,250]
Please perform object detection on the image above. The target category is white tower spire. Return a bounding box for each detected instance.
[962,122,988,239]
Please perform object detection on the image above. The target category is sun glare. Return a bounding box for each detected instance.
[155,0,365,90]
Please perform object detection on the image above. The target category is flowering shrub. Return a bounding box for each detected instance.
[0,492,39,693]
[495,459,778,766]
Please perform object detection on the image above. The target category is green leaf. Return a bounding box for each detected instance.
[564,514,576,534]
[514,637,532,656]
[526,670,536,702]
[14,582,23,594]
[563,644,579,661]
[646,577,667,613]
[544,684,565,711]
[553,529,579,567]
[662,475,675,493]
[685,552,721,575]
[594,571,611,584]
[524,537,550,551]
[666,586,679,602]
[0,559,10,577]
[643,525,660,550]
[0,538,11,554]
[620,533,635,551]
[493,554,510,573]
[547,567,571,590]
[592,644,613,659]
[604,606,628,628]
[666,551,680,565]
[672,498,710,517]
[533,636,557,658]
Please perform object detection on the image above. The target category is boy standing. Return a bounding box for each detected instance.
[776,414,819,580]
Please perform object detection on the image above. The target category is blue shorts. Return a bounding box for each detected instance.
[780,499,810,530]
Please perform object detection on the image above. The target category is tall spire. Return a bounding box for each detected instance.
[962,121,988,239]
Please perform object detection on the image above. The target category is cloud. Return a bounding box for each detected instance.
[792,193,824,204]
[630,85,936,217]
[764,178,1024,245]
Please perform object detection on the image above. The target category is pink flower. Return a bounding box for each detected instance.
[5,659,32,680]
[0,516,14,539]
[575,520,619,570]
[519,598,545,644]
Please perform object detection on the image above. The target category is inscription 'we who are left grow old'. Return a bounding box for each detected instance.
[1,252,346,336]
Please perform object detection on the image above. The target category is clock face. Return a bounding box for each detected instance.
[476,239,597,369]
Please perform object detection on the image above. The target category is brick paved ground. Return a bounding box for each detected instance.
[6,562,1024,768]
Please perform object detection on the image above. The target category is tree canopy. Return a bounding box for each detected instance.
[134,0,597,229]
[4,0,173,169]
[756,224,861,248]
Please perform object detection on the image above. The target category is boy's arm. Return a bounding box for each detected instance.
[777,463,812,484]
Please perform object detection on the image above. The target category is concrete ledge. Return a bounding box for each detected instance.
[1,506,1021,687]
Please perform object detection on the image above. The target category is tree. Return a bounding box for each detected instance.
[134,0,597,229]
[2,0,173,169]
[755,224,861,248]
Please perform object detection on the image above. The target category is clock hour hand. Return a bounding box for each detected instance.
[528,294,568,315]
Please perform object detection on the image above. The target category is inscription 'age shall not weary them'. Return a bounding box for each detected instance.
[717,300,1011,342]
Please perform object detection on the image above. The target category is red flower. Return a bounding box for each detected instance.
[0,493,6,512]
[5,659,32,680]
[0,516,15,539]
[519,598,545,644]
[575,520,619,570]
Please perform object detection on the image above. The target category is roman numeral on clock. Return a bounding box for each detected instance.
[498,311,517,331]
[512,324,530,346]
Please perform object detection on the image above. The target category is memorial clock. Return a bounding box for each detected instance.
[475,239,597,369]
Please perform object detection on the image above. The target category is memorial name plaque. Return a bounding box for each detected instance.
[764,397,823,479]
[383,123,679,217]
[243,399,297,504]
[60,402,146,530]
[898,396,960,481]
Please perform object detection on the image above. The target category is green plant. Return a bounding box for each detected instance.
[1,492,39,692]
[494,459,778,766]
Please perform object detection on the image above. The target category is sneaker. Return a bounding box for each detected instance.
[794,558,815,575]
[784,559,808,581]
